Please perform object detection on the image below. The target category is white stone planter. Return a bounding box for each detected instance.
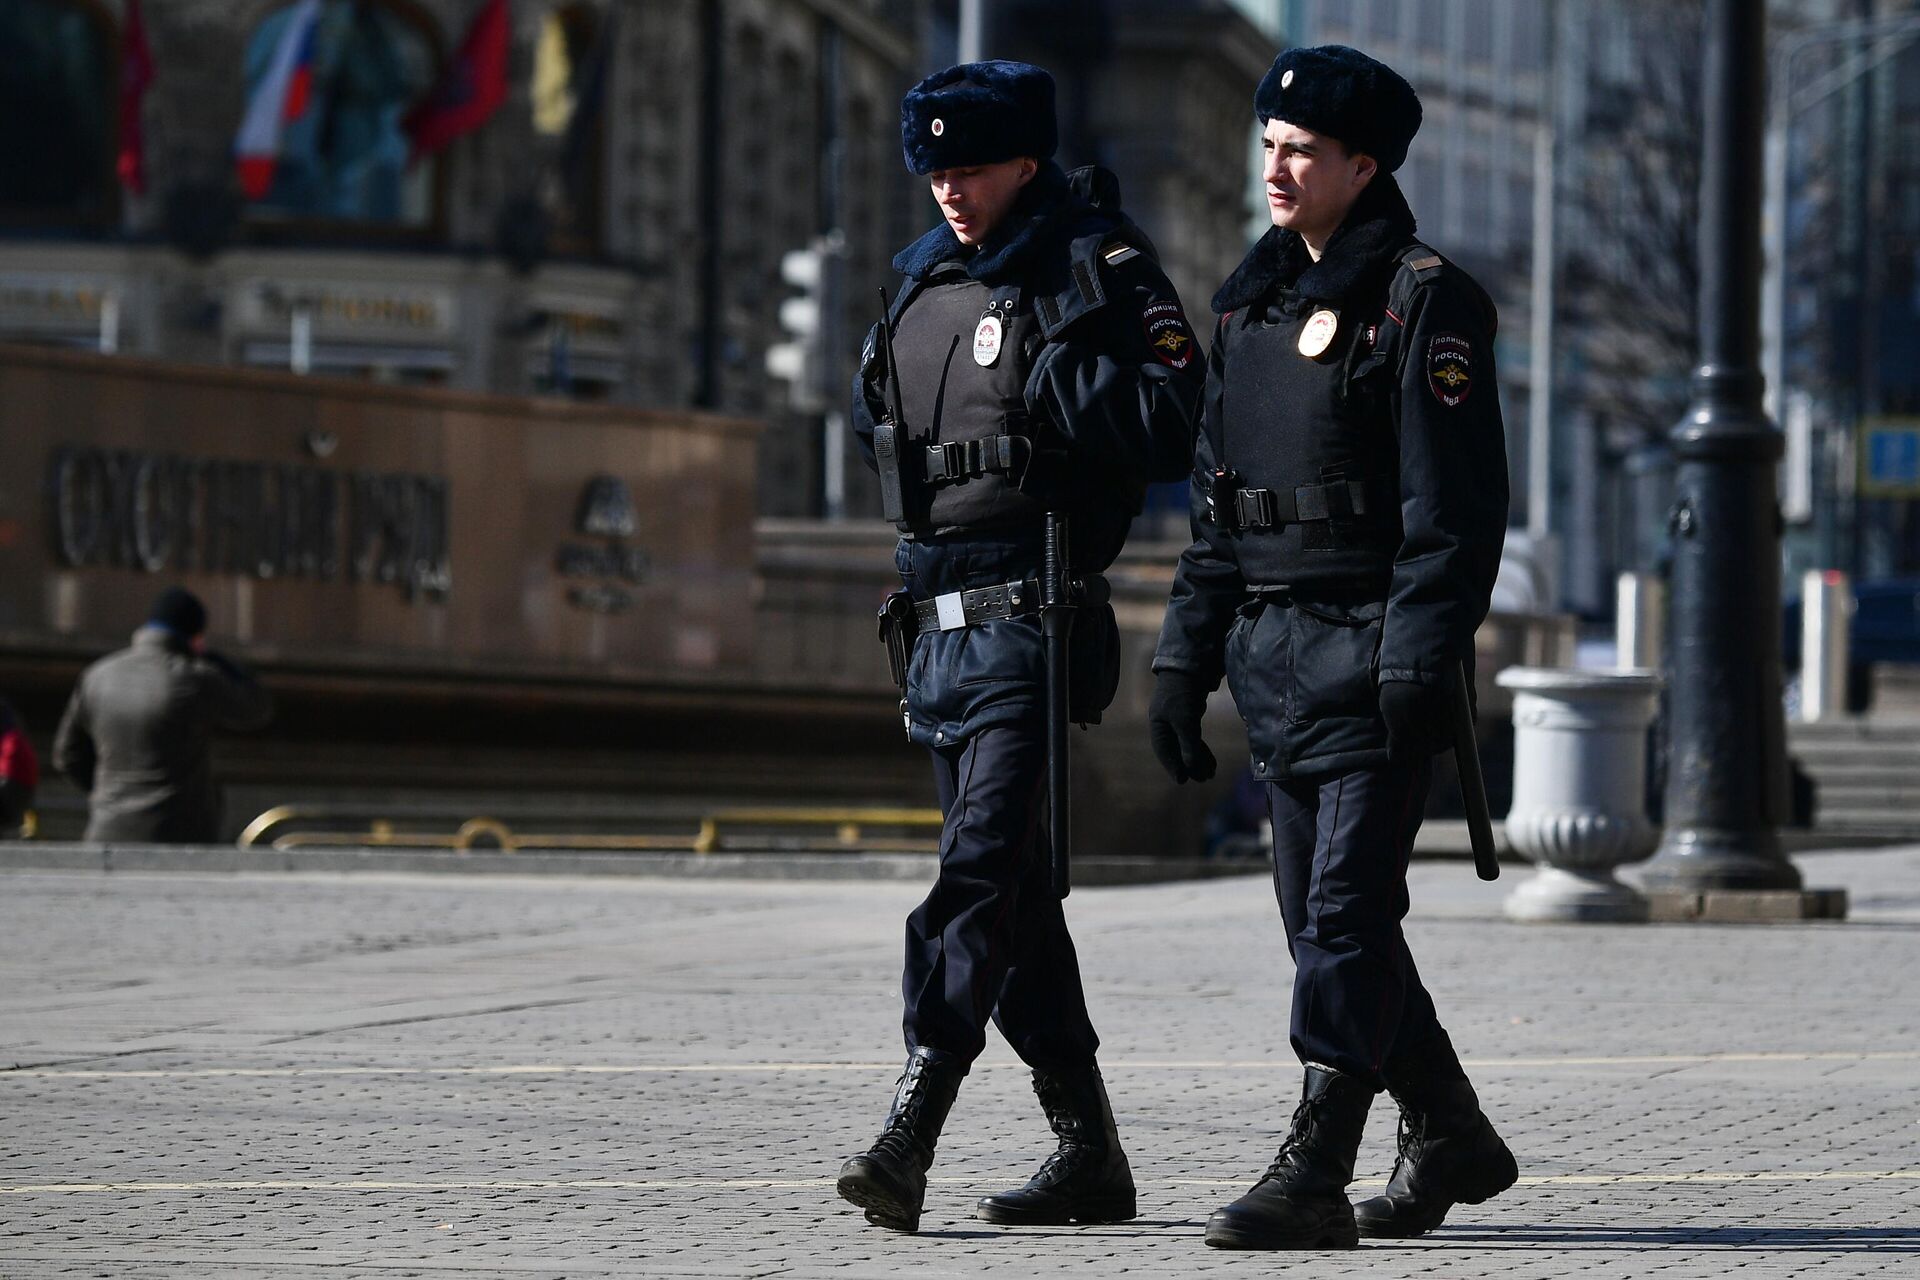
[1497,668,1665,923]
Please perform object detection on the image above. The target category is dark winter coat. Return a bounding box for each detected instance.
[1153,175,1509,780]
[854,162,1203,747]
[53,627,273,842]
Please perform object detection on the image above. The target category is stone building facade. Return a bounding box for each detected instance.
[2,0,1268,518]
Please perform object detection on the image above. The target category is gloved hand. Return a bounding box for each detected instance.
[1378,679,1454,761]
[1148,670,1217,784]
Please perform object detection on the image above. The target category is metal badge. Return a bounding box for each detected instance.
[1297,308,1339,358]
[973,313,1003,367]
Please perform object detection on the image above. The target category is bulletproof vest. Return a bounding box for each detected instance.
[889,265,1046,537]
[1211,288,1402,594]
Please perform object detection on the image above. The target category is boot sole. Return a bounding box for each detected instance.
[836,1171,921,1233]
[1354,1146,1520,1239]
[1205,1217,1360,1250]
[975,1194,1138,1226]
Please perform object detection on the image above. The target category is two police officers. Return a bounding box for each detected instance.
[838,61,1202,1233]
[1150,46,1517,1250]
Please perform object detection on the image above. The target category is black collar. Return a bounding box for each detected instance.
[892,162,1111,286]
[1211,173,1418,314]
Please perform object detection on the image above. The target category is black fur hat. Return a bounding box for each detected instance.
[1255,45,1422,173]
[900,60,1057,175]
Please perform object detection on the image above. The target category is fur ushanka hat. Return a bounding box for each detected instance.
[900,60,1058,175]
[1255,45,1422,173]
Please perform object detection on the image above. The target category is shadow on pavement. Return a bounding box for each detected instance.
[1438,1225,1920,1251]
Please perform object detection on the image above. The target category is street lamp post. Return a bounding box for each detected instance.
[1641,0,1802,892]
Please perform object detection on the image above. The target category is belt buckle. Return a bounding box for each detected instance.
[935,441,965,479]
[934,590,968,631]
[1238,489,1278,530]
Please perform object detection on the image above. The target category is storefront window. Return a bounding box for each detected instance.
[0,0,115,227]
[241,0,440,229]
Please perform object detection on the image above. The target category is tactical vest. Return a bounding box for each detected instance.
[888,264,1048,537]
[1208,244,1437,595]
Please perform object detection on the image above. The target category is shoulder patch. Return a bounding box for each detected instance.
[1142,299,1195,371]
[1102,239,1141,266]
[1427,333,1473,407]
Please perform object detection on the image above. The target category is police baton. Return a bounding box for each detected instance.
[1452,658,1500,881]
[1041,511,1075,899]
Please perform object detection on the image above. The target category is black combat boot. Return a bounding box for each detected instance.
[1205,1064,1374,1250]
[837,1047,965,1232]
[976,1063,1137,1225]
[1352,1074,1517,1237]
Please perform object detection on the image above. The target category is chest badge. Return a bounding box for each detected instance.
[973,313,1004,367]
[1298,308,1340,359]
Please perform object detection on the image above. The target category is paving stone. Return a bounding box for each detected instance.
[2,847,1918,1276]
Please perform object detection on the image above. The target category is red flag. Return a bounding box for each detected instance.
[405,0,511,161]
[117,0,156,193]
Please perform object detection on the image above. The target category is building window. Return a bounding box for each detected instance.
[240,0,441,231]
[1368,0,1400,45]
[0,0,116,228]
[531,3,609,254]
[1463,0,1495,65]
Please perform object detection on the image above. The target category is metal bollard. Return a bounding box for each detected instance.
[1616,572,1666,671]
[1799,570,1851,722]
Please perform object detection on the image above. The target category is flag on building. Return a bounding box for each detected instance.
[116,0,156,193]
[233,0,324,200]
[405,0,510,161]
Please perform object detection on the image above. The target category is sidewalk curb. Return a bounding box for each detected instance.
[0,843,1270,886]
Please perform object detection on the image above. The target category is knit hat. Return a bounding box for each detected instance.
[147,587,208,638]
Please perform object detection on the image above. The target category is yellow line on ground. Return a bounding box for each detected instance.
[8,1049,1917,1079]
[4,1171,1916,1196]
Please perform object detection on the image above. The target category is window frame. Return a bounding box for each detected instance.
[0,0,122,233]
[237,0,451,248]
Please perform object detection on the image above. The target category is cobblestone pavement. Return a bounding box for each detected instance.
[4,847,1919,1278]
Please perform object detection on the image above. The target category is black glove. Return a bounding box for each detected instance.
[1148,670,1217,784]
[1378,679,1454,762]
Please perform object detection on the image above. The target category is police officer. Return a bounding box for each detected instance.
[838,60,1202,1234]
[1149,46,1516,1250]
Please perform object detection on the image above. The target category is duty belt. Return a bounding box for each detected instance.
[913,577,1042,632]
[923,434,1023,483]
[1224,478,1380,531]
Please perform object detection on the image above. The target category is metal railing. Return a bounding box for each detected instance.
[237,804,944,855]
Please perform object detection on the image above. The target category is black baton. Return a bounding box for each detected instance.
[1041,511,1074,899]
[1452,658,1499,881]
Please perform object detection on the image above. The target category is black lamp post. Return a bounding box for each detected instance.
[1642,0,1803,892]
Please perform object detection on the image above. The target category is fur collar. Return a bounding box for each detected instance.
[1211,173,1418,314]
[892,161,1114,286]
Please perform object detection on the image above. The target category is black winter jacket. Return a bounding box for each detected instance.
[854,163,1203,747]
[1153,176,1509,780]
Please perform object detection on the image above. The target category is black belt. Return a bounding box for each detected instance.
[912,578,1041,632]
[923,435,1023,483]
[1229,478,1379,531]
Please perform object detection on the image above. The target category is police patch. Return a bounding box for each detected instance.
[1427,333,1473,406]
[1143,300,1194,370]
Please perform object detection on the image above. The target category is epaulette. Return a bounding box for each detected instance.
[1101,238,1142,267]
[1398,245,1444,279]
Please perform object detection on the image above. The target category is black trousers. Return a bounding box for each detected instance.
[901,719,1099,1073]
[1268,758,1444,1090]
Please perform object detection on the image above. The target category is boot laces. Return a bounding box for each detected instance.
[869,1123,922,1168]
[1387,1104,1428,1182]
[1256,1094,1317,1185]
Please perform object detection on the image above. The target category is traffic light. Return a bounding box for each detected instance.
[766,235,841,413]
